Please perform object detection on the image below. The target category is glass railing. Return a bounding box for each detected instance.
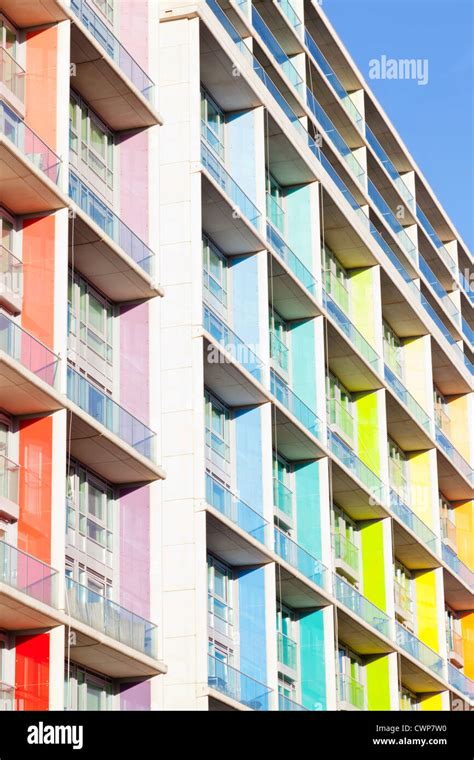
[203,303,263,382]
[205,0,474,380]
[441,544,474,589]
[435,425,474,485]
[383,341,403,380]
[328,430,386,504]
[418,256,461,327]
[0,682,14,711]
[303,29,364,131]
[1,100,61,184]
[270,369,322,440]
[365,125,414,208]
[276,0,303,38]
[440,516,457,548]
[446,629,463,660]
[273,477,293,519]
[394,580,414,621]
[66,365,156,461]
[384,364,432,433]
[396,622,444,677]
[447,663,474,701]
[65,577,157,657]
[435,406,451,438]
[327,396,354,442]
[69,171,154,276]
[0,47,25,103]
[70,0,155,102]
[269,329,289,373]
[278,692,308,711]
[333,532,359,573]
[0,452,19,506]
[201,119,225,161]
[389,490,438,553]
[266,192,285,234]
[201,140,262,231]
[205,427,231,464]
[205,472,269,545]
[335,573,390,637]
[0,539,58,607]
[277,631,297,670]
[415,205,457,277]
[208,654,272,710]
[0,246,22,302]
[274,526,327,589]
[461,318,474,347]
[266,223,317,295]
[0,311,59,388]
[368,179,417,262]
[208,592,233,638]
[338,674,365,710]
[322,289,381,371]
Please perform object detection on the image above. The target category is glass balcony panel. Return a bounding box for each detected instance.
[274,526,327,588]
[0,539,58,607]
[390,490,438,553]
[208,654,271,710]
[205,473,269,545]
[395,622,444,677]
[384,365,431,433]
[447,662,474,701]
[323,290,380,370]
[266,223,316,295]
[278,692,308,711]
[338,674,365,710]
[333,532,359,573]
[327,396,354,442]
[203,303,263,382]
[0,311,59,388]
[1,100,61,184]
[273,477,293,519]
[0,47,25,103]
[334,573,390,636]
[277,631,297,670]
[328,431,386,503]
[269,329,289,373]
[270,369,322,440]
[65,576,157,657]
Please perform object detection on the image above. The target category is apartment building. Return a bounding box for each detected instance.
[0,0,472,713]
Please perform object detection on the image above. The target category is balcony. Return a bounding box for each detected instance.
[447,662,474,702]
[201,139,264,255]
[273,477,293,526]
[441,544,474,610]
[270,369,325,459]
[205,472,271,564]
[0,682,14,711]
[394,580,414,628]
[65,577,163,678]
[396,622,444,691]
[328,431,387,513]
[208,654,272,711]
[447,629,464,669]
[66,365,162,484]
[323,289,382,389]
[203,303,266,405]
[69,0,159,130]
[384,365,432,448]
[68,171,158,301]
[278,692,308,711]
[0,540,59,631]
[389,490,439,569]
[0,100,64,213]
[266,192,285,235]
[435,425,474,499]
[266,224,319,320]
[338,674,365,711]
[0,47,25,111]
[277,631,297,672]
[208,592,233,639]
[0,311,62,415]
[334,574,391,649]
[0,453,19,523]
[269,329,289,375]
[274,526,329,608]
[333,531,359,584]
[1,0,67,26]
[0,246,22,314]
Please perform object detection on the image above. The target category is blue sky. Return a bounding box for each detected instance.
[323,0,474,252]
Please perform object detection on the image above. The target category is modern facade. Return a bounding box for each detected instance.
[0,0,472,713]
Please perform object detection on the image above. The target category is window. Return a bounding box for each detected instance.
[269,310,289,374]
[204,391,230,464]
[273,453,293,522]
[69,93,114,190]
[327,374,354,443]
[266,173,285,234]
[338,645,364,709]
[388,438,408,499]
[400,688,419,711]
[68,273,113,368]
[433,387,450,436]
[0,215,13,252]
[202,235,227,311]
[0,16,18,58]
[383,321,403,379]
[208,555,233,638]
[394,561,413,622]
[446,609,463,658]
[66,463,114,554]
[201,89,225,159]
[323,245,349,313]
[91,0,114,23]
[276,603,297,672]
[65,665,113,711]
